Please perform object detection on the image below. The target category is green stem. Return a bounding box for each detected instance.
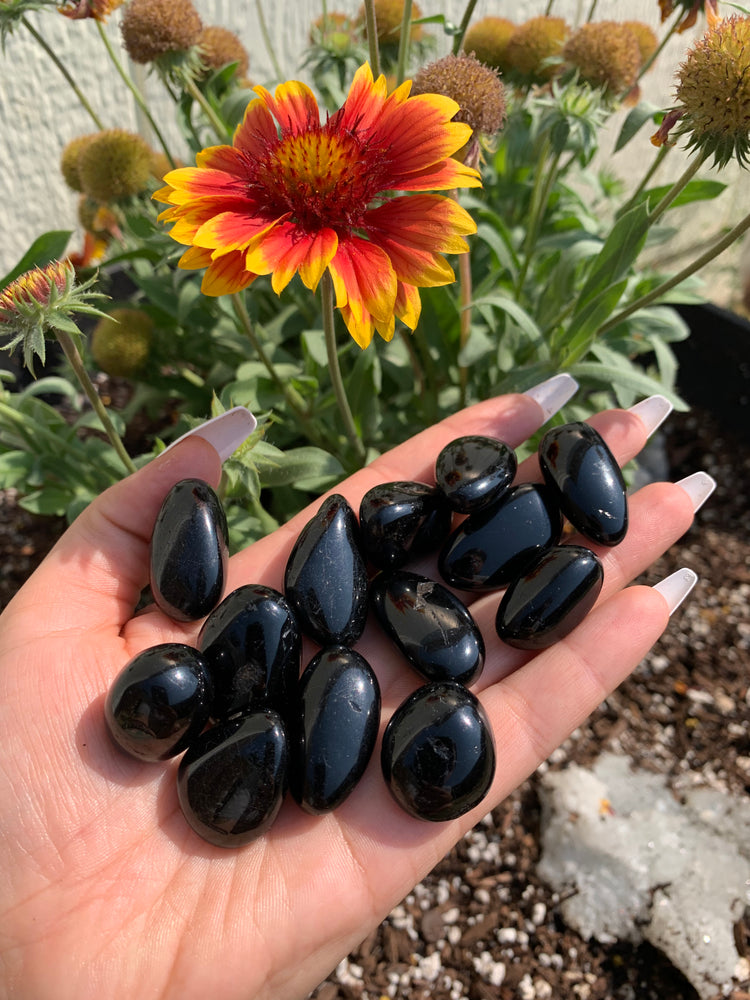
[619,143,670,217]
[515,141,560,298]
[544,0,555,14]
[638,9,682,81]
[321,272,367,467]
[585,0,598,20]
[452,0,479,55]
[54,328,137,475]
[647,149,707,225]
[399,328,425,399]
[583,210,750,346]
[362,0,381,78]
[95,21,176,168]
[458,245,472,408]
[182,75,231,143]
[255,0,284,81]
[23,17,104,129]
[395,0,412,85]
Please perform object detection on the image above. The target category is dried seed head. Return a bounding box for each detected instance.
[623,20,659,66]
[60,133,98,193]
[411,53,506,139]
[120,0,202,64]
[358,0,423,42]
[461,17,516,73]
[77,129,153,202]
[197,25,249,78]
[505,16,568,82]
[90,308,153,377]
[563,21,641,94]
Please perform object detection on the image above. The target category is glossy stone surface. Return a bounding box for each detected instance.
[198,584,300,721]
[439,483,563,591]
[495,544,604,650]
[435,435,517,513]
[284,493,369,647]
[290,647,381,814]
[105,643,213,761]
[370,570,484,685]
[381,681,496,822]
[177,711,287,847]
[359,481,453,570]
[149,478,229,622]
[539,422,628,546]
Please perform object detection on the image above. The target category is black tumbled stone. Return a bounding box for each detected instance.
[495,544,604,650]
[359,481,452,570]
[539,422,628,546]
[435,435,517,513]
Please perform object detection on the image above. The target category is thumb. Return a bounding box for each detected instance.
[3,437,223,637]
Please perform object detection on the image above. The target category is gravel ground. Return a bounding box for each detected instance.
[1,406,748,1000]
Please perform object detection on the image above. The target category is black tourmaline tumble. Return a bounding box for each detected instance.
[149,478,228,622]
[105,643,213,762]
[290,647,381,814]
[495,544,604,650]
[435,435,517,513]
[370,570,484,685]
[539,422,628,546]
[177,711,288,847]
[198,584,301,722]
[381,681,496,822]
[359,481,452,570]
[439,483,563,591]
[284,494,369,647]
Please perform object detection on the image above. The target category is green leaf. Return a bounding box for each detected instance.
[614,101,660,152]
[254,446,344,489]
[645,179,727,210]
[576,202,650,312]
[569,360,687,409]
[0,449,35,485]
[18,486,73,517]
[0,231,73,289]
[558,279,628,358]
[458,326,495,367]
[469,294,543,342]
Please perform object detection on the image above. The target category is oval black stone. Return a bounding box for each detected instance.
[495,544,604,650]
[284,493,369,647]
[290,647,381,814]
[539,422,628,546]
[105,643,213,762]
[198,584,301,722]
[435,435,517,513]
[149,478,229,622]
[381,681,496,822]
[370,570,484,685]
[359,481,453,570]
[177,711,287,847]
[438,483,563,591]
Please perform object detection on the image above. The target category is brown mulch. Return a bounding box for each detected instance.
[1,407,748,1000]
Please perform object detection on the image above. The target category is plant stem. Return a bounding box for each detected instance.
[399,328,425,399]
[362,0,381,78]
[544,0,555,14]
[585,0,598,20]
[638,9,681,81]
[619,143,670,216]
[395,0,412,84]
[515,140,560,298]
[458,246,472,408]
[54,328,137,475]
[23,17,104,129]
[647,149,707,225]
[95,21,176,168]
[255,0,284,81]
[182,75,231,143]
[321,272,367,467]
[452,0,479,54]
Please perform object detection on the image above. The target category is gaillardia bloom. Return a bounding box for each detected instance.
[155,63,480,348]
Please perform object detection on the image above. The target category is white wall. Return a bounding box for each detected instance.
[0,0,744,299]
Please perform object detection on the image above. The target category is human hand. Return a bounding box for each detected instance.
[0,379,709,1000]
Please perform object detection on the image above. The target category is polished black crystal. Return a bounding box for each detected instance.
[284,493,369,647]
[381,681,496,822]
[177,711,287,847]
[438,483,563,591]
[290,647,381,814]
[105,643,213,761]
[370,570,484,685]
[149,478,229,622]
[435,435,517,513]
[539,422,628,546]
[495,544,604,650]
[359,481,453,570]
[198,584,301,722]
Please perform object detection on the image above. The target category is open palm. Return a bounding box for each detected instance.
[0,390,697,1000]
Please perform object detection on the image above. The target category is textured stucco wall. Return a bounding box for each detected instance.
[0,0,744,298]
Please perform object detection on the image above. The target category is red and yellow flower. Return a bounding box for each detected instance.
[154,63,481,348]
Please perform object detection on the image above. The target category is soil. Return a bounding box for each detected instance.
[1,405,748,1000]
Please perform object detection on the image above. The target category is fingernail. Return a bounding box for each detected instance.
[162,406,257,463]
[653,568,698,616]
[675,471,716,513]
[628,395,673,437]
[523,373,579,422]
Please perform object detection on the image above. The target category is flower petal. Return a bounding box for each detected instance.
[336,63,389,135]
[245,223,338,294]
[178,245,213,270]
[369,235,456,287]
[328,237,397,324]
[194,211,288,255]
[200,251,257,296]
[156,166,248,205]
[233,97,280,155]
[395,281,421,330]
[366,194,476,254]
[256,80,320,134]
[339,303,376,349]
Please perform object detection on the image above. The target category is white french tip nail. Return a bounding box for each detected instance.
[162,406,257,463]
[653,568,698,616]
[675,471,717,513]
[628,394,673,437]
[523,373,579,422]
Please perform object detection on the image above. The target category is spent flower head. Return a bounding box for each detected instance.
[563,21,642,96]
[461,17,516,73]
[623,20,659,67]
[0,260,107,374]
[154,63,480,348]
[76,129,153,202]
[659,0,708,33]
[90,308,153,377]
[120,0,202,66]
[197,25,249,79]
[505,16,569,83]
[60,133,97,193]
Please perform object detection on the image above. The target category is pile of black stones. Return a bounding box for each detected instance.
[104,421,627,848]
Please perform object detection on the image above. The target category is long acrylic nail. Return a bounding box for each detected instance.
[653,568,698,616]
[523,373,579,422]
[675,471,716,513]
[161,406,257,463]
[628,394,673,437]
